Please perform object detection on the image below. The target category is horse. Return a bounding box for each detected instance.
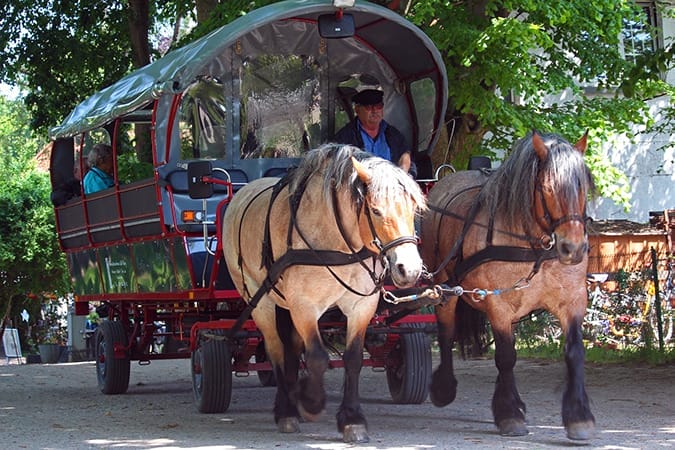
[222,144,426,443]
[420,131,596,440]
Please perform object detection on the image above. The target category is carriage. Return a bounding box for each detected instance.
[48,0,448,415]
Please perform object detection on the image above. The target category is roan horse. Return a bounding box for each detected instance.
[420,131,596,440]
[222,144,426,443]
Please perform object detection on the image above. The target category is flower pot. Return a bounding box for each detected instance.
[25,354,42,364]
[38,343,62,364]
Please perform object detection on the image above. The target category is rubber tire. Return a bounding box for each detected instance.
[192,338,232,413]
[95,320,130,395]
[255,342,276,387]
[386,323,431,404]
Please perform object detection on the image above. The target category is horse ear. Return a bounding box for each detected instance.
[351,156,372,184]
[574,130,589,154]
[531,130,548,161]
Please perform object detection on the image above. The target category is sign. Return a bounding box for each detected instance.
[2,328,22,359]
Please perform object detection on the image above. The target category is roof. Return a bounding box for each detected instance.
[588,219,667,235]
[50,0,447,140]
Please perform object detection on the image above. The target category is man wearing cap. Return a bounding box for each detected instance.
[334,89,416,177]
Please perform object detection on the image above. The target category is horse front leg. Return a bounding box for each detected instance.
[337,328,369,443]
[491,322,528,436]
[430,297,459,407]
[562,316,595,440]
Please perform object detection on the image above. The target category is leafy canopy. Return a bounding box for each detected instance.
[0,97,70,333]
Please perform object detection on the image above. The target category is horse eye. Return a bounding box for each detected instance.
[371,207,383,217]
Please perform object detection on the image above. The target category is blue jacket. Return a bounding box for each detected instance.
[334,118,417,178]
[83,167,114,194]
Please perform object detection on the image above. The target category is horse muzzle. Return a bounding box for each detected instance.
[556,235,588,265]
[384,242,424,288]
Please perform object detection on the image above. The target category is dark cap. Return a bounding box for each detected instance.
[352,89,383,106]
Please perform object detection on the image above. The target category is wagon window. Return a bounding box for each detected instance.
[178,78,227,160]
[239,54,320,158]
[78,129,112,179]
[410,78,436,152]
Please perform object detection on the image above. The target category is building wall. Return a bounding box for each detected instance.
[587,95,675,223]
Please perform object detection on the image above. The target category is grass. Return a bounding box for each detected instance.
[516,340,675,365]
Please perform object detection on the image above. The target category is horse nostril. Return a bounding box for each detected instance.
[560,242,571,257]
[396,263,407,277]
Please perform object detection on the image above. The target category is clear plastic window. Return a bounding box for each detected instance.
[410,79,436,152]
[178,78,227,160]
[239,54,320,158]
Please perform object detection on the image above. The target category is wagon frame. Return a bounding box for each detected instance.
[48,0,448,411]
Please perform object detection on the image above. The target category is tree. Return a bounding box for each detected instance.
[0,97,70,348]
[408,0,674,207]
[2,0,674,208]
[0,1,134,134]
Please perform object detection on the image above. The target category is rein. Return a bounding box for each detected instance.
[425,174,586,301]
[240,167,418,308]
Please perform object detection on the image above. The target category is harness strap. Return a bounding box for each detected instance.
[454,245,558,283]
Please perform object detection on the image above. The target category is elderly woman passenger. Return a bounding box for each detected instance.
[83,143,115,194]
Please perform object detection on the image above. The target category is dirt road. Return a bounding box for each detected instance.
[0,355,673,449]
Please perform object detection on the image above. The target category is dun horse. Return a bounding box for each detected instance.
[222,144,426,443]
[421,131,596,440]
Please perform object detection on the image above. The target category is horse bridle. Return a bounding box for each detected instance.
[362,202,419,264]
[330,186,419,294]
[534,183,588,250]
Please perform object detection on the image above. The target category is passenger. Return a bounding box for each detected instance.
[50,156,84,206]
[83,143,114,194]
[334,88,416,178]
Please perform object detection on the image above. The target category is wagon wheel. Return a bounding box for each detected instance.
[386,322,431,404]
[255,341,276,387]
[95,320,130,395]
[192,335,232,413]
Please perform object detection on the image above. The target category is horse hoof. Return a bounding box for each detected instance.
[498,418,528,436]
[277,417,300,433]
[343,424,369,443]
[297,402,324,423]
[429,389,455,408]
[566,421,595,441]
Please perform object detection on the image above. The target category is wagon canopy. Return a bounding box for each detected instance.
[49,0,447,155]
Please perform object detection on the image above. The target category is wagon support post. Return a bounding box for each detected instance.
[651,247,665,351]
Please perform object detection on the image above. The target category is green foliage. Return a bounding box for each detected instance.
[0,0,133,134]
[0,97,69,339]
[2,0,675,209]
[408,0,674,209]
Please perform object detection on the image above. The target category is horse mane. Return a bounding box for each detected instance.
[289,143,426,211]
[478,132,595,231]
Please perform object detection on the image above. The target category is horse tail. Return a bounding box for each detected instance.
[455,299,490,358]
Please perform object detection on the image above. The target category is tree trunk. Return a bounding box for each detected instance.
[126,0,152,163]
[431,111,487,171]
[196,0,219,24]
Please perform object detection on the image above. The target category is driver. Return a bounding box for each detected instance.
[334,89,416,178]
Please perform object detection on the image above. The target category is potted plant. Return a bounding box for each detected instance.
[32,297,68,363]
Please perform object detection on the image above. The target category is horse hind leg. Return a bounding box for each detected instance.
[562,317,595,440]
[289,316,328,423]
[270,306,302,433]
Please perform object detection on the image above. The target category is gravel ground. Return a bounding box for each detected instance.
[0,354,673,449]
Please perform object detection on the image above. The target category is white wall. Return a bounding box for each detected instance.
[587,95,674,222]
[588,11,675,223]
